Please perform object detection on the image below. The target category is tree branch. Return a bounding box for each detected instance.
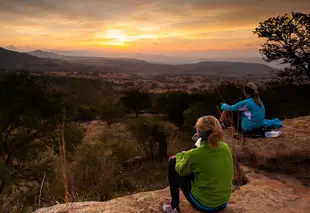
[12,130,41,153]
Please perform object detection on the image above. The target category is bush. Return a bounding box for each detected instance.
[212,81,243,104]
[69,143,121,201]
[164,91,190,125]
[100,104,126,127]
[261,81,310,119]
[183,103,208,135]
[120,89,150,117]
[75,104,98,121]
[158,81,310,132]
[127,117,169,159]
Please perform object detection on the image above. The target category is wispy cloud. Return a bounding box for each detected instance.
[0,0,309,55]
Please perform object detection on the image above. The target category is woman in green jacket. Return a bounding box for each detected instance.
[163,115,234,213]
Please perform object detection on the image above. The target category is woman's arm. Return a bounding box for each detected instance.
[175,152,192,176]
[221,100,248,112]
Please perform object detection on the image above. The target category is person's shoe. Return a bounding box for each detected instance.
[162,201,180,213]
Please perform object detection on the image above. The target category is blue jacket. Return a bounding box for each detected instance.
[221,98,265,132]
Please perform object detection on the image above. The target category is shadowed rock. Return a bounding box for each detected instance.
[33,167,310,213]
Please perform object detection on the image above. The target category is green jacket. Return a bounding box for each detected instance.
[176,141,233,208]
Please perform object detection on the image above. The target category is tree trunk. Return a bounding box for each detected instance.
[307,62,310,79]
[0,180,6,194]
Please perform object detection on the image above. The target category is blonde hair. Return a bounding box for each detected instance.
[244,82,262,107]
[194,115,224,147]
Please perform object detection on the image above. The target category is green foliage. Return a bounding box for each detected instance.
[46,77,107,108]
[0,72,59,192]
[212,81,243,104]
[120,89,150,117]
[0,72,84,195]
[44,76,119,119]
[163,91,190,125]
[261,81,310,119]
[127,117,168,159]
[69,143,121,201]
[156,80,310,131]
[254,12,310,81]
[66,133,169,203]
[182,82,241,134]
[100,104,126,126]
[52,123,85,155]
[75,104,98,121]
[2,71,310,212]
[183,103,207,135]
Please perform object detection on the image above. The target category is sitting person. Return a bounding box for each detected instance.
[220,82,265,134]
[163,116,233,213]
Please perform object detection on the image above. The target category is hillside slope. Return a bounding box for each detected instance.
[0,47,62,72]
[0,48,119,73]
[27,50,64,59]
[33,116,310,213]
[177,61,276,76]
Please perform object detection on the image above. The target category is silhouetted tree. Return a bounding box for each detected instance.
[254,12,310,82]
[120,89,150,117]
[164,92,190,125]
[0,72,83,194]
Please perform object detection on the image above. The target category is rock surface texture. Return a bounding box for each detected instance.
[34,167,310,213]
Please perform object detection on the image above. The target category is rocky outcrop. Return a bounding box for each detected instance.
[34,116,310,213]
[227,116,310,186]
[34,167,310,213]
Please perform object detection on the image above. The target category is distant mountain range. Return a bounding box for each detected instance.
[27,49,286,69]
[27,50,64,59]
[0,47,279,76]
[0,47,64,72]
[0,48,122,73]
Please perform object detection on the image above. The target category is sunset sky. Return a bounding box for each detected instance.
[1,0,310,57]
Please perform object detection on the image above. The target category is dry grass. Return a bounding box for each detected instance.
[72,118,247,198]
[13,115,310,212]
[60,119,177,203]
[81,119,193,158]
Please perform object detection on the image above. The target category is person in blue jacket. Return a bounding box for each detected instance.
[220,82,265,133]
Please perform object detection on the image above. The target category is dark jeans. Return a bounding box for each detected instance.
[168,158,227,212]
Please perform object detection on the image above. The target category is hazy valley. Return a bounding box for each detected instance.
[0,47,277,93]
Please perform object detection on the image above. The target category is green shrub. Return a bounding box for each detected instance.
[183,103,207,135]
[68,142,118,200]
[127,117,169,159]
[75,104,98,121]
[100,104,126,127]
[120,89,150,117]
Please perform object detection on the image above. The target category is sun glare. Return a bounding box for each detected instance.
[94,29,156,46]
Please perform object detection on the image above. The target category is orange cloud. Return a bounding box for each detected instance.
[0,0,309,56]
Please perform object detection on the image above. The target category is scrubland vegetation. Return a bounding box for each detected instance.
[1,70,310,213]
[1,11,309,213]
